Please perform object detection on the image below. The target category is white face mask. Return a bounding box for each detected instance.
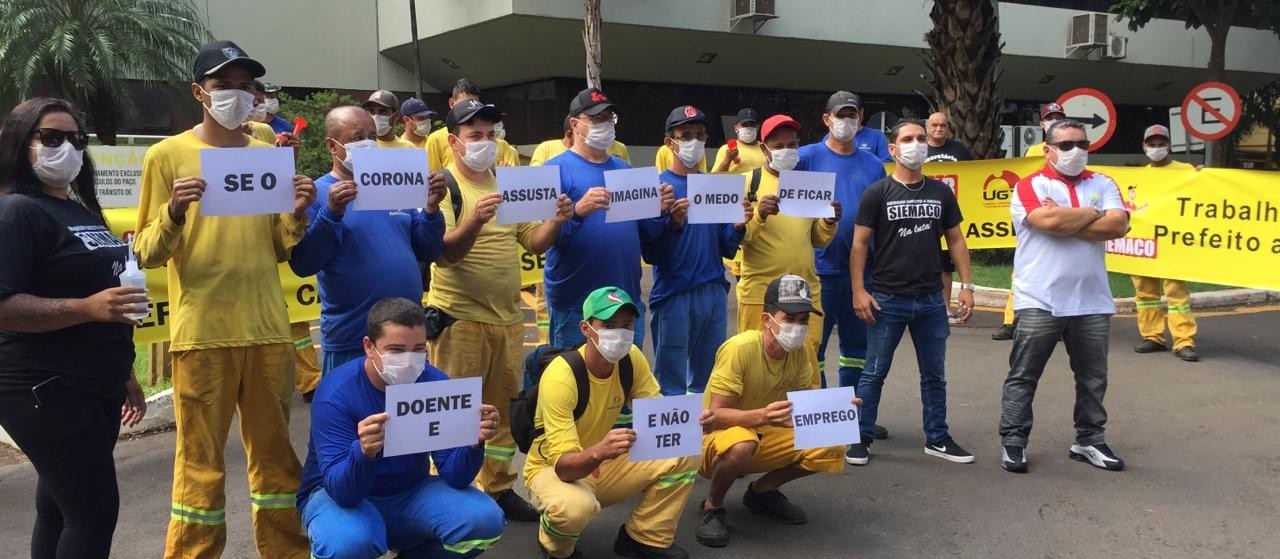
[263,98,280,115]
[767,147,799,172]
[737,127,758,144]
[200,87,255,131]
[458,138,498,172]
[580,120,616,151]
[248,103,268,123]
[1052,144,1089,176]
[32,142,84,187]
[373,115,392,137]
[493,121,507,140]
[375,351,427,386]
[413,119,432,137]
[336,138,377,171]
[674,139,705,168]
[589,325,634,364]
[830,117,858,142]
[767,316,808,353]
[895,141,929,170]
[1144,146,1169,162]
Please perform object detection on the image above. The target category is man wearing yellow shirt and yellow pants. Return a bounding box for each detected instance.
[135,41,315,558]
[524,287,696,559]
[714,109,766,278]
[429,99,574,520]
[737,114,840,386]
[363,90,416,149]
[1132,124,1200,361]
[695,275,850,548]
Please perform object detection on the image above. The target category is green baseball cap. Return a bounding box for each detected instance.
[582,286,637,321]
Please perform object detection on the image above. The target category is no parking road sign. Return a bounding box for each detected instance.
[1056,88,1117,152]
[1181,81,1241,141]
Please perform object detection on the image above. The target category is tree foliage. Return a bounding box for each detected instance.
[0,0,208,144]
[277,90,362,179]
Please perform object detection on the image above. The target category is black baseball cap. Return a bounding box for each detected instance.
[568,88,616,117]
[665,105,707,131]
[765,274,823,316]
[825,91,863,114]
[192,40,265,83]
[446,98,503,130]
[736,108,761,125]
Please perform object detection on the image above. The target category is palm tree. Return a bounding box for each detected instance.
[921,0,1005,159]
[583,0,603,89]
[0,0,208,144]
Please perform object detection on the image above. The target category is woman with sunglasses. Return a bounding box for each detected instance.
[0,97,149,558]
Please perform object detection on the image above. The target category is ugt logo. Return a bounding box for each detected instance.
[982,171,1020,205]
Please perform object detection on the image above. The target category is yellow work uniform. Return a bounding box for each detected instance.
[529,139,630,167]
[428,163,545,495]
[711,141,766,174]
[134,131,309,558]
[427,127,522,170]
[524,346,697,558]
[247,121,277,145]
[498,139,521,167]
[1133,160,1197,351]
[736,170,835,386]
[291,322,320,395]
[378,136,416,149]
[401,133,427,148]
[701,330,843,475]
[1024,142,1046,157]
[1002,286,1015,326]
[654,144,708,172]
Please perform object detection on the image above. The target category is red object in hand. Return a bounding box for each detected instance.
[727,139,740,163]
[292,117,309,137]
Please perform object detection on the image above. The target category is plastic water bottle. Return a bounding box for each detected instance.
[119,234,150,321]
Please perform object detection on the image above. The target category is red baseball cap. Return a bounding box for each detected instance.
[1040,103,1065,120]
[760,114,801,142]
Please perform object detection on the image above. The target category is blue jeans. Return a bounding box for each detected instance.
[323,349,367,376]
[301,478,504,559]
[857,291,951,443]
[649,282,728,395]
[549,302,647,350]
[817,274,868,390]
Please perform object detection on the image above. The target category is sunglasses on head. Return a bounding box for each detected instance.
[32,128,89,150]
[1052,139,1090,152]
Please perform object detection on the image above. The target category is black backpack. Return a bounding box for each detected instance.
[510,345,633,454]
[746,168,763,202]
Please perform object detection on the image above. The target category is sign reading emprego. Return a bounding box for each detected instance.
[631,394,703,461]
[497,165,561,224]
[604,166,662,223]
[788,386,861,449]
[687,173,746,224]
[384,376,482,457]
[777,170,836,219]
[350,148,430,211]
[90,145,148,209]
[199,147,297,216]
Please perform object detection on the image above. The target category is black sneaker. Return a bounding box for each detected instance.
[1001,445,1028,473]
[539,543,583,559]
[991,324,1014,340]
[924,437,975,463]
[1176,347,1200,362]
[1134,339,1168,353]
[614,524,689,559]
[742,484,808,525]
[845,442,870,465]
[496,489,539,522]
[695,503,729,548]
[1070,443,1125,471]
[873,424,889,440]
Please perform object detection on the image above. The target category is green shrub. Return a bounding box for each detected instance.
[277,90,361,178]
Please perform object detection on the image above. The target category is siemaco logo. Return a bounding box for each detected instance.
[1106,237,1158,259]
[982,171,1020,208]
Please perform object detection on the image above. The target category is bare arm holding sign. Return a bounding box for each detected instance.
[702,392,795,432]
[554,428,638,483]
[441,192,502,264]
[527,195,575,254]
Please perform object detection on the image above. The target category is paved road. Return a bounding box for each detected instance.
[2,305,1278,558]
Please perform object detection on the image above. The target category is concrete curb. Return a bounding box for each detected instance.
[0,388,177,450]
[972,286,1280,314]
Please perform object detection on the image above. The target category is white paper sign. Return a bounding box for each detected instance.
[350,148,430,211]
[603,166,662,223]
[777,170,836,219]
[497,165,561,224]
[686,173,746,224]
[788,386,861,450]
[90,145,148,209]
[631,394,703,461]
[383,376,482,457]
[199,147,297,216]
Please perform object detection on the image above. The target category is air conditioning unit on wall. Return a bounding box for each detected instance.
[1066,12,1110,59]
[1104,34,1127,59]
[731,0,778,33]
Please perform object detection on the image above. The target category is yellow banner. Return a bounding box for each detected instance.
[920,157,1040,250]
[104,208,320,345]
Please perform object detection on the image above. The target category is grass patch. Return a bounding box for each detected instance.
[969,264,1239,298]
[133,346,172,397]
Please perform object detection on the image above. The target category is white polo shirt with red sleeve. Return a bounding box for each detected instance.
[1009,164,1127,317]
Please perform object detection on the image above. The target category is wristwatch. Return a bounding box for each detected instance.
[959,282,975,291]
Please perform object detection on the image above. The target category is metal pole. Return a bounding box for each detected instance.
[410,0,424,100]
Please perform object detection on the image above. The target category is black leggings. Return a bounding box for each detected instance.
[0,384,122,559]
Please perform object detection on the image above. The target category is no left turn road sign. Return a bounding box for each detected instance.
[1181,81,1241,141]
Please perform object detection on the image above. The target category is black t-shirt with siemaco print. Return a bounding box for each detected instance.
[854,176,963,296]
[0,192,133,398]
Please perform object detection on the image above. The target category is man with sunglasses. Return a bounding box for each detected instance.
[134,40,316,557]
[543,88,676,349]
[999,119,1129,474]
